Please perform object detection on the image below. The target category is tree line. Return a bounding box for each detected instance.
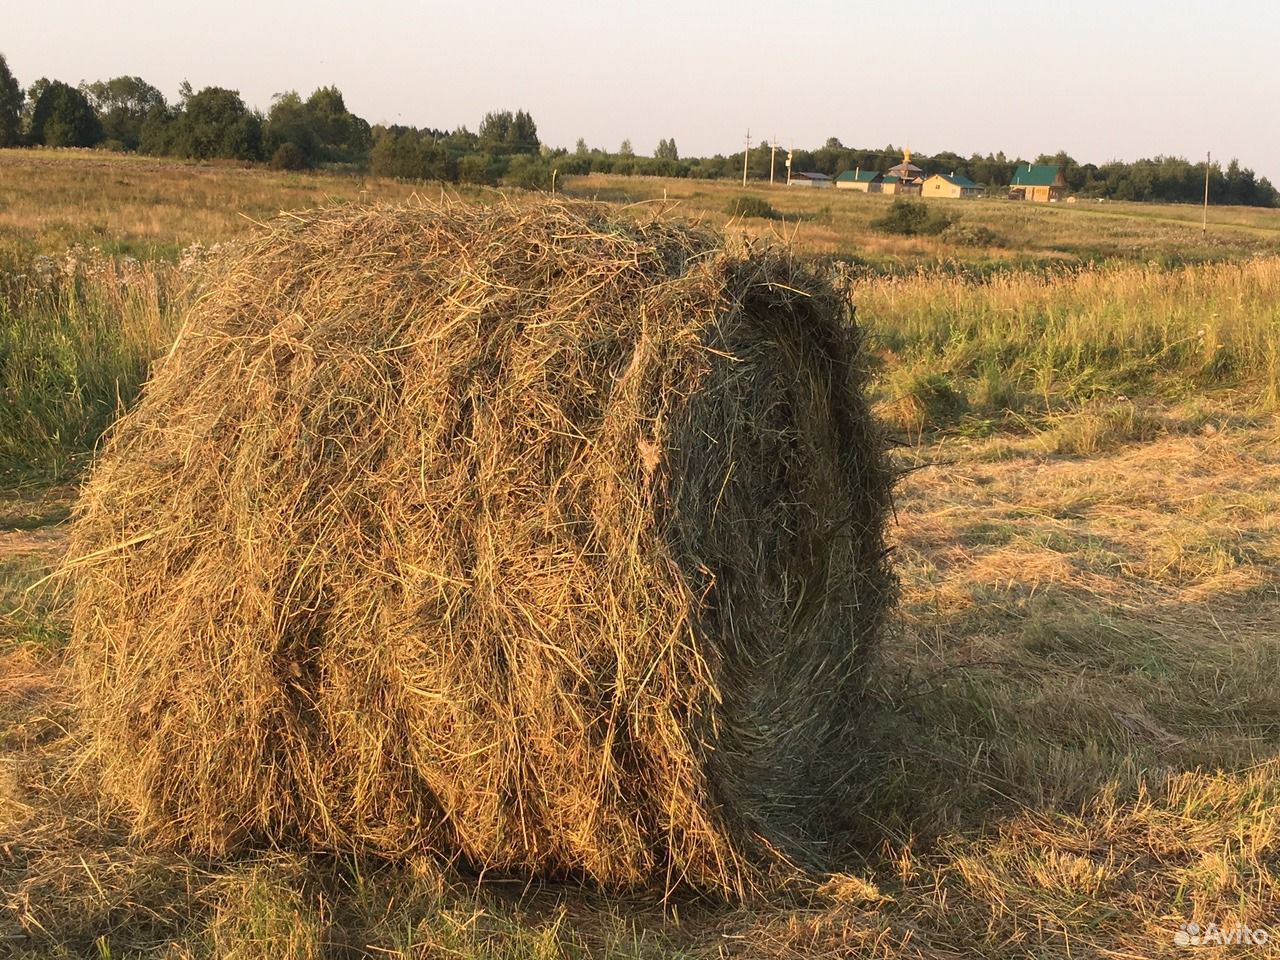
[0,54,1274,207]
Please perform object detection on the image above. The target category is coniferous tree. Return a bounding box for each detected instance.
[0,53,22,147]
[30,80,101,147]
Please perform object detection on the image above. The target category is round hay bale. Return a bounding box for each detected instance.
[68,200,894,894]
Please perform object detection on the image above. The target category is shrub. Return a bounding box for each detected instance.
[941,222,1006,247]
[456,152,499,185]
[270,142,308,171]
[501,154,553,190]
[724,196,780,220]
[871,199,955,236]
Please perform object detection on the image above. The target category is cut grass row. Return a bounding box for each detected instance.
[3,405,1277,958]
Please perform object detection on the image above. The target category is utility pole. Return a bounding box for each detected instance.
[742,129,751,187]
[770,135,777,185]
[786,145,793,186]
[1203,151,1211,235]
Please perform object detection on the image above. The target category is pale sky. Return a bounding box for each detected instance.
[6,0,1277,179]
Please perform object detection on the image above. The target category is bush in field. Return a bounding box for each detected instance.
[501,154,553,190]
[455,152,497,185]
[368,128,456,181]
[725,196,780,220]
[872,198,955,236]
[941,222,1006,247]
[270,142,308,171]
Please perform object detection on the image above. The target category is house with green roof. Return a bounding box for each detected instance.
[835,167,883,192]
[923,171,983,199]
[878,173,904,195]
[883,147,924,195]
[1009,163,1067,202]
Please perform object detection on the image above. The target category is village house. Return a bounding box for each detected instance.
[789,171,834,188]
[1009,163,1067,202]
[835,168,883,192]
[884,148,924,195]
[922,171,983,199]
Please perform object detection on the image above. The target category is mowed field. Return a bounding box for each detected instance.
[2,149,1279,958]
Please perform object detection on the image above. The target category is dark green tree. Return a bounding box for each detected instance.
[478,109,512,145]
[477,108,539,155]
[82,76,165,150]
[265,91,318,163]
[303,86,370,162]
[22,78,49,138]
[457,151,499,184]
[654,137,678,161]
[368,126,456,181]
[0,53,22,147]
[30,80,101,147]
[507,109,538,153]
[502,153,552,189]
[170,87,262,160]
[137,103,178,155]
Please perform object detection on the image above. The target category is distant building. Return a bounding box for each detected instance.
[883,147,924,196]
[879,173,903,195]
[1009,163,1067,202]
[789,171,834,188]
[835,168,883,192]
[923,172,983,199]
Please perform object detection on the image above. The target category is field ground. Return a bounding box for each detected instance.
[4,148,1280,266]
[2,150,1279,957]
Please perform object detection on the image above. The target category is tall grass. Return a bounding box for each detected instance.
[0,250,182,478]
[3,244,1279,479]
[859,256,1280,424]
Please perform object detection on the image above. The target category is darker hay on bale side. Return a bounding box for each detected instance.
[67,200,894,896]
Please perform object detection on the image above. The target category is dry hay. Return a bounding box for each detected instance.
[67,199,893,895]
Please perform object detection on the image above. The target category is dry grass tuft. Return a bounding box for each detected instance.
[64,199,894,896]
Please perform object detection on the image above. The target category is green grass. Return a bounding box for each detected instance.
[861,256,1280,437]
[5,240,1278,480]
[0,249,180,480]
